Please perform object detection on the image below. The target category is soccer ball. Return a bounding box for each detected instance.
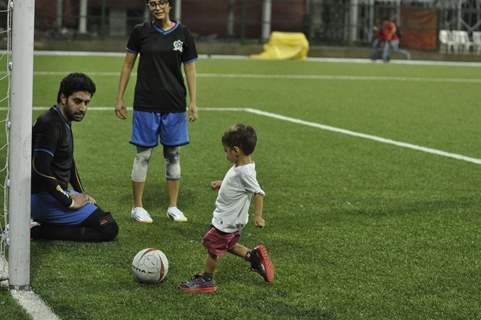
[131,248,169,283]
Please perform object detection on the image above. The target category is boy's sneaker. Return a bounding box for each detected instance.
[178,273,217,293]
[166,207,188,222]
[249,245,274,283]
[131,207,153,224]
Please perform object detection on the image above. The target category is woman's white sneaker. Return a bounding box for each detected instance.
[131,207,153,223]
[166,207,188,222]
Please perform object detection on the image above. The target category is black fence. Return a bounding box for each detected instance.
[2,0,481,50]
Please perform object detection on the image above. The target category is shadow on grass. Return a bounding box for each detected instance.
[224,288,336,320]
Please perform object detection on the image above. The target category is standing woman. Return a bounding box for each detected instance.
[115,0,198,223]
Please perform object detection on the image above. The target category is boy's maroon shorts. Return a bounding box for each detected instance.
[202,225,240,256]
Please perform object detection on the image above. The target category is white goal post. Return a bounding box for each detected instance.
[7,0,35,290]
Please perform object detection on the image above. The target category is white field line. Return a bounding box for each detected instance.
[3,71,480,84]
[10,290,60,320]
[30,51,249,61]
[0,106,247,111]
[2,106,479,165]
[305,56,481,67]
[0,258,60,320]
[244,108,481,165]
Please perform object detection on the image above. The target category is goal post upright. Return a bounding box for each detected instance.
[8,0,35,290]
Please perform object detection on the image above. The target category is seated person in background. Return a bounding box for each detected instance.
[381,17,411,62]
[371,22,384,60]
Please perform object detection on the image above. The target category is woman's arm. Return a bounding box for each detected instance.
[115,52,138,119]
[183,62,198,121]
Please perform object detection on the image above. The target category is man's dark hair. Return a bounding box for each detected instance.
[222,124,257,156]
[57,73,96,103]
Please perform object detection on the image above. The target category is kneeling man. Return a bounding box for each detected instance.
[31,73,119,241]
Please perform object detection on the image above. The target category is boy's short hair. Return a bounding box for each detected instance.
[57,73,96,103]
[222,124,257,156]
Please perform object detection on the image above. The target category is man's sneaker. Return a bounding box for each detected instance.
[178,273,217,293]
[249,244,274,283]
[166,207,188,222]
[131,207,153,224]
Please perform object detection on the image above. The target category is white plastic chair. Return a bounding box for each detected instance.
[455,31,473,53]
[473,31,481,54]
[439,30,455,53]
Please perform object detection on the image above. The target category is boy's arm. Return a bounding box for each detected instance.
[254,193,265,228]
[211,180,222,189]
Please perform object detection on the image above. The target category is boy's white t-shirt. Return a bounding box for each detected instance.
[212,163,265,233]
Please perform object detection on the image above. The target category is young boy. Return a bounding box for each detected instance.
[178,124,274,293]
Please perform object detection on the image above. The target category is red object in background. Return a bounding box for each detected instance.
[400,7,438,49]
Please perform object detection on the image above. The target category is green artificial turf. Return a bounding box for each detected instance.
[1,55,480,319]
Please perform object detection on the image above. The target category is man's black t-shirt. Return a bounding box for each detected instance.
[127,21,198,113]
[32,106,83,207]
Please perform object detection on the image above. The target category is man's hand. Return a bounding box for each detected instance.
[188,103,198,122]
[211,180,222,190]
[69,193,90,209]
[115,101,128,120]
[85,194,96,204]
[255,216,265,228]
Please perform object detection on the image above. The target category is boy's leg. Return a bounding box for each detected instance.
[228,243,249,258]
[178,253,218,293]
[229,243,274,283]
[204,252,218,275]
[179,226,232,292]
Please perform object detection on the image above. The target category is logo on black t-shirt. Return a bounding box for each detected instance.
[173,40,183,52]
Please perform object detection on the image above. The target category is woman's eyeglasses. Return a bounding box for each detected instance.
[148,1,169,9]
